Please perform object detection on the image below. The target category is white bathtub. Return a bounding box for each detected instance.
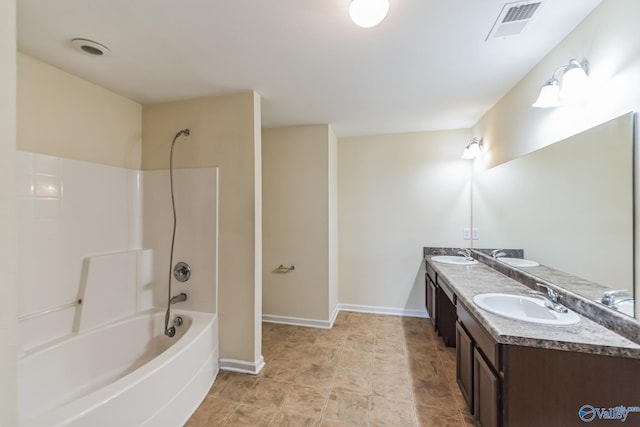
[19,309,218,427]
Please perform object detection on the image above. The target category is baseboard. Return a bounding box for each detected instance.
[338,303,429,318]
[219,355,265,375]
[262,304,428,330]
[329,304,340,328]
[262,313,334,329]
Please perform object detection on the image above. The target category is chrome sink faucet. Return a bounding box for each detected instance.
[457,248,473,261]
[600,290,633,308]
[491,249,507,258]
[528,285,568,313]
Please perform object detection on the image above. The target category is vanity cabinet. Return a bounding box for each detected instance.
[436,279,457,347]
[457,301,501,427]
[425,265,437,330]
[474,348,500,427]
[455,322,473,409]
[455,299,640,427]
[425,261,456,346]
[426,254,640,427]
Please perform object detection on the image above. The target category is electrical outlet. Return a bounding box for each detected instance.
[463,228,471,240]
[472,228,480,240]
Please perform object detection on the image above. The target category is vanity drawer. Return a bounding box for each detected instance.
[437,276,456,305]
[457,301,499,369]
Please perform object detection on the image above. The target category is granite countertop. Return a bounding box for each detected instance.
[425,255,640,359]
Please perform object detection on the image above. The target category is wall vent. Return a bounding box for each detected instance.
[486,1,542,41]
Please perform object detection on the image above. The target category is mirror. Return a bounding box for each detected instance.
[472,112,635,318]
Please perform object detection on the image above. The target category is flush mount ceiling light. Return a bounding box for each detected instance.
[462,137,484,160]
[349,0,390,28]
[71,38,112,57]
[532,59,589,108]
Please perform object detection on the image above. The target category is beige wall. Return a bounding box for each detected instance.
[0,0,18,424]
[17,54,142,169]
[142,91,262,365]
[328,127,338,318]
[252,92,263,360]
[262,125,338,322]
[338,129,471,312]
[473,0,640,169]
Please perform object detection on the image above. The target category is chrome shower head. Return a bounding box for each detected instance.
[174,129,190,139]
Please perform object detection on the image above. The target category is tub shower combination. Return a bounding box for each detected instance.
[18,129,218,427]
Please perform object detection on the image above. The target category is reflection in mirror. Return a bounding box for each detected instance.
[472,112,635,318]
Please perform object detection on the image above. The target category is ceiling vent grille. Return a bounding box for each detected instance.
[486,1,542,40]
[503,3,540,23]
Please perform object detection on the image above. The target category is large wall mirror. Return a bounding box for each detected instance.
[473,112,636,318]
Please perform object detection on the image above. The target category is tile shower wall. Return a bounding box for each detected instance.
[18,152,218,352]
[18,151,142,352]
[142,168,218,315]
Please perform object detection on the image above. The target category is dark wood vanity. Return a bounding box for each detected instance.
[424,254,640,427]
[426,262,456,347]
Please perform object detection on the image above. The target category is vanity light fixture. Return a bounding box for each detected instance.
[349,0,390,28]
[532,59,589,108]
[462,137,484,160]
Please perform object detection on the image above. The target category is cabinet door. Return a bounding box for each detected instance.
[436,285,456,347]
[474,348,499,427]
[456,322,473,411]
[427,279,437,330]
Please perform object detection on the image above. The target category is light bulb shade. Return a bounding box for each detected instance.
[532,80,561,108]
[461,139,483,159]
[560,64,588,104]
[461,147,476,160]
[349,0,390,28]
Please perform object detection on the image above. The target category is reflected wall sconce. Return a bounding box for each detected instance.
[349,0,390,28]
[532,59,589,108]
[462,137,483,160]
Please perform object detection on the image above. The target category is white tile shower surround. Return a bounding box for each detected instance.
[17,150,218,352]
[18,151,141,351]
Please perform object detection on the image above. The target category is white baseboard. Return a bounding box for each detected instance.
[262,313,334,329]
[338,303,429,318]
[329,304,340,327]
[262,304,428,330]
[219,355,265,375]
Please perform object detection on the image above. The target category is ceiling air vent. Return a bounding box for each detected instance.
[485,1,542,41]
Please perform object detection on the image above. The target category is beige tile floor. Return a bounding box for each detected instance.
[186,311,474,426]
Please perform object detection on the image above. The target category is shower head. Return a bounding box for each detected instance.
[174,129,190,139]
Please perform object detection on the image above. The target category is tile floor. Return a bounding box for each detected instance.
[186,311,474,426]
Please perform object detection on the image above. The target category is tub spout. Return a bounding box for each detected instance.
[170,293,187,304]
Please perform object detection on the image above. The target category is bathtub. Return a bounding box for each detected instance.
[19,309,218,427]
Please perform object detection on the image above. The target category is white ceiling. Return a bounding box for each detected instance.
[17,0,601,136]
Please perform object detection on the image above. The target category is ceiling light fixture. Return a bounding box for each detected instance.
[71,38,112,57]
[349,0,390,28]
[532,59,589,108]
[462,137,484,160]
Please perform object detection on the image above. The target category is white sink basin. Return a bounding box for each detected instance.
[473,293,580,325]
[431,255,478,265]
[614,300,634,317]
[499,257,539,267]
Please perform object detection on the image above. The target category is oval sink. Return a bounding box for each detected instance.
[431,255,478,265]
[614,300,634,317]
[499,258,539,268]
[473,293,580,325]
